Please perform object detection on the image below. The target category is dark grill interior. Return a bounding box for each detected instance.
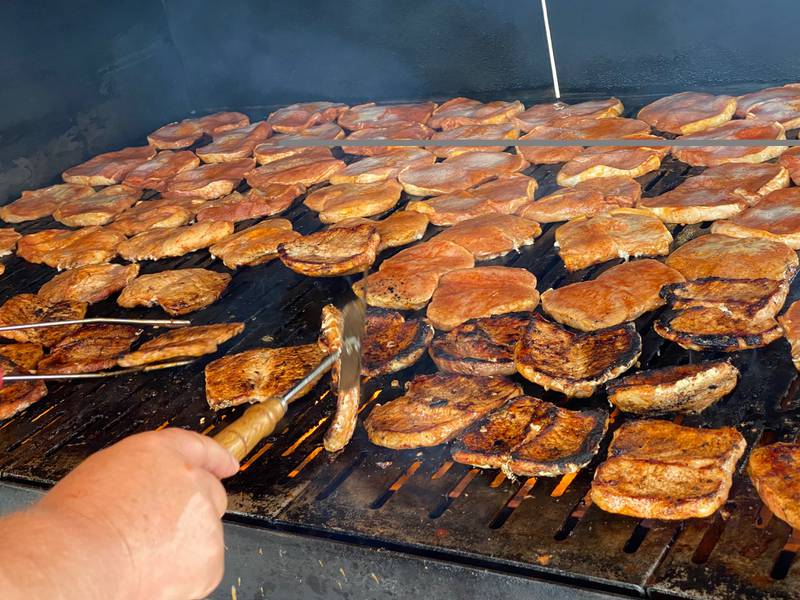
[0,92,799,599]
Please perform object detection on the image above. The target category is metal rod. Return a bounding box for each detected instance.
[0,318,191,332]
[280,350,341,407]
[540,0,561,99]
[3,359,196,381]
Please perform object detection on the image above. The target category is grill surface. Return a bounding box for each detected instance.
[1,92,799,598]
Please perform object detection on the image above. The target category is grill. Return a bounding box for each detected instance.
[0,88,798,598]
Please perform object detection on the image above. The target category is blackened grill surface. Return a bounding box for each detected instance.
[0,93,798,599]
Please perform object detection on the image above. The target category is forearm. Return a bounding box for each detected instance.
[0,505,134,600]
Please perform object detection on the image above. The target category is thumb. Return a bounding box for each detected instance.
[152,428,239,479]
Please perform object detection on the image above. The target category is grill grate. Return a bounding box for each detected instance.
[0,94,798,598]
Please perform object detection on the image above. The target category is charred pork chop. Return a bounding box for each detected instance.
[426,267,539,331]
[359,308,434,377]
[331,149,435,184]
[591,420,746,520]
[661,277,789,321]
[38,263,140,305]
[541,259,684,331]
[329,211,429,252]
[779,299,800,369]
[17,227,125,270]
[338,102,437,130]
[606,360,739,415]
[163,158,255,200]
[664,234,798,281]
[0,183,94,223]
[429,97,524,129]
[513,98,624,131]
[672,120,786,166]
[430,313,530,376]
[118,323,244,368]
[637,92,736,134]
[748,442,800,530]
[452,396,608,476]
[364,373,522,449]
[712,187,800,248]
[117,269,231,316]
[654,307,783,352]
[210,219,299,269]
[354,240,474,310]
[398,151,528,196]
[123,150,200,191]
[304,180,402,223]
[37,324,141,374]
[117,221,233,262]
[205,344,324,410]
[432,214,541,260]
[515,314,641,397]
[555,208,673,271]
[406,174,537,226]
[278,223,380,277]
[62,146,156,186]
[195,122,272,163]
[0,294,87,347]
[53,185,140,227]
[0,344,44,371]
[267,101,347,134]
[428,123,519,159]
[0,357,47,420]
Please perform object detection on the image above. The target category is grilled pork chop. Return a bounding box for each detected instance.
[428,123,519,159]
[406,174,537,226]
[330,149,436,184]
[672,120,786,167]
[0,294,87,347]
[736,85,800,117]
[205,344,324,410]
[253,124,345,164]
[118,221,233,262]
[541,259,684,331]
[637,91,736,134]
[195,122,272,163]
[210,219,299,269]
[515,314,641,397]
[555,208,673,271]
[0,357,47,420]
[748,442,800,530]
[117,268,231,316]
[278,223,380,277]
[17,227,125,270]
[664,234,799,281]
[344,123,433,156]
[711,187,800,248]
[123,150,200,191]
[591,420,746,520]
[354,239,475,310]
[118,323,244,367]
[779,147,800,185]
[0,343,44,371]
[52,184,140,227]
[107,203,193,237]
[398,151,528,196]
[148,112,249,149]
[163,158,255,200]
[452,396,608,476]
[513,98,624,131]
[607,360,739,415]
[780,299,800,369]
[338,102,437,131]
[0,229,21,257]
[37,324,141,374]
[38,263,140,305]
[329,211,429,252]
[364,373,522,449]
[429,97,524,129]
[359,309,434,377]
[246,148,344,188]
[519,176,641,223]
[196,184,303,223]
[744,97,800,129]
[0,183,94,223]
[433,214,541,260]
[268,101,347,134]
[62,146,156,186]
[304,180,402,223]
[654,307,783,351]
[426,267,539,331]
[556,145,665,187]
[674,162,789,205]
[430,313,530,376]
[661,277,789,321]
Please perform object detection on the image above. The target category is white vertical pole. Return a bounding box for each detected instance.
[540,0,561,100]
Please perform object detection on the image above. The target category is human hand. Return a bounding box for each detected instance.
[35,428,239,600]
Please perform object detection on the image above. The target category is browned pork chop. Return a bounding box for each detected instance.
[304,180,402,223]
[331,149,435,184]
[196,122,273,163]
[432,213,541,260]
[268,101,347,134]
[117,221,233,261]
[712,187,800,248]
[430,97,524,129]
[428,123,519,159]
[0,343,44,371]
[163,158,255,200]
[62,146,156,186]
[672,120,786,166]
[338,102,436,131]
[107,203,193,237]
[780,300,800,369]
[361,309,434,377]
[118,323,244,368]
[123,150,200,190]
[0,183,94,223]
[246,148,344,188]
[748,442,800,530]
[278,223,380,277]
[37,324,141,374]
[654,307,783,352]
[518,176,641,223]
[329,211,429,252]
[38,263,140,305]
[0,357,47,420]
[0,294,87,347]
[637,92,736,134]
[53,185,140,227]
[117,269,231,316]
[398,151,528,196]
[661,277,789,321]
[17,227,125,270]
[210,219,299,269]
[513,98,624,131]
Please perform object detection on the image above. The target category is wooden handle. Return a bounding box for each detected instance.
[212,398,287,462]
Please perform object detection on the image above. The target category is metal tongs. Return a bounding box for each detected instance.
[0,317,193,383]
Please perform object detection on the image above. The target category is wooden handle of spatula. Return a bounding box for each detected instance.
[213,398,287,462]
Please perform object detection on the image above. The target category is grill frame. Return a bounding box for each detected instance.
[0,92,798,599]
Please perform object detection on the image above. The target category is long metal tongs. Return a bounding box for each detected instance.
[0,317,192,382]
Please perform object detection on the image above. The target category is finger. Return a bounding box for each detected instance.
[193,468,229,518]
[154,428,240,479]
